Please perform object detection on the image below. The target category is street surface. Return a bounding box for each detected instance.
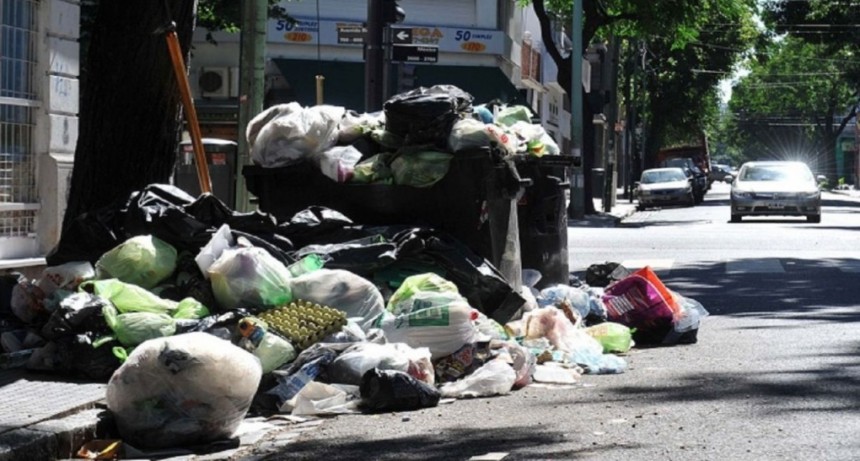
[248,182,860,461]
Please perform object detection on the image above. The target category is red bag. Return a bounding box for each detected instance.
[601,267,680,335]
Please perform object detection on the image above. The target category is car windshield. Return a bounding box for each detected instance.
[739,164,813,182]
[641,169,687,184]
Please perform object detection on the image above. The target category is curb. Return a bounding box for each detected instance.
[0,408,102,461]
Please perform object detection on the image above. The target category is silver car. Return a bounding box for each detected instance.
[730,161,821,223]
[635,167,695,210]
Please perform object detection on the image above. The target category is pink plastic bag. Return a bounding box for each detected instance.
[601,266,679,333]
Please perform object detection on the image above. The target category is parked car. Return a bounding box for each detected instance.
[635,167,695,211]
[730,161,821,223]
[662,158,708,203]
[710,164,735,183]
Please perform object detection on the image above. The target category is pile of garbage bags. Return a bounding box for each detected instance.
[248,84,560,186]
[0,85,708,451]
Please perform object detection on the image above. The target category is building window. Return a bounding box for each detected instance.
[0,0,39,238]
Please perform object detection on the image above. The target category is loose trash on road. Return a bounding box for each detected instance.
[0,84,709,455]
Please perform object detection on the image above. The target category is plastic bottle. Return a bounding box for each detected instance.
[286,254,325,277]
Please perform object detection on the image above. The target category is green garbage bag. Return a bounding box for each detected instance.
[390,150,453,187]
[585,322,635,353]
[172,297,210,320]
[103,304,176,347]
[494,105,533,127]
[352,154,394,184]
[95,235,177,289]
[80,279,178,315]
[387,273,459,314]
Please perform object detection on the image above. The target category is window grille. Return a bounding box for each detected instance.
[0,0,39,238]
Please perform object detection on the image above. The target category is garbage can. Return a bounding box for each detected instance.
[243,148,527,286]
[591,168,605,198]
[515,156,572,288]
[174,138,237,207]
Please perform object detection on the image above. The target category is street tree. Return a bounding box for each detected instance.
[63,0,287,230]
[728,36,857,175]
[523,0,755,212]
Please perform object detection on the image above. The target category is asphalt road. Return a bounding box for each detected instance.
[251,182,860,461]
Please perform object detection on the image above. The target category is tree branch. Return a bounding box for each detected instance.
[532,0,565,65]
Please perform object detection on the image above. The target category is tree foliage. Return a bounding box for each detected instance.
[725,0,860,175]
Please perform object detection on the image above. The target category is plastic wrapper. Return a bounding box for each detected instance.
[337,110,384,144]
[195,224,235,278]
[36,261,95,296]
[375,295,478,360]
[359,368,440,413]
[386,273,459,314]
[252,105,345,167]
[523,307,626,374]
[290,382,360,416]
[208,246,293,310]
[95,235,177,289]
[539,284,592,321]
[433,341,492,383]
[439,359,516,398]
[106,332,262,449]
[390,150,453,187]
[328,342,434,386]
[288,269,385,331]
[312,145,363,183]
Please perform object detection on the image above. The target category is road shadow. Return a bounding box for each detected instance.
[261,425,644,461]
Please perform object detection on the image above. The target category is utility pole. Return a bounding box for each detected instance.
[365,0,385,112]
[236,0,266,212]
[603,35,620,212]
[568,1,585,219]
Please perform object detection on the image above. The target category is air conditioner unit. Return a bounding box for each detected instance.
[229,67,240,98]
[199,67,229,98]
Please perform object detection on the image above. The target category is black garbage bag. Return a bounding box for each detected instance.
[156,252,218,309]
[122,184,212,252]
[585,262,631,288]
[293,235,397,277]
[359,368,440,413]
[383,85,474,148]
[47,205,125,266]
[276,206,367,249]
[27,335,122,382]
[40,292,112,341]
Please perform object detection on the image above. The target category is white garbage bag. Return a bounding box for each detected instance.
[252,105,346,167]
[106,332,262,449]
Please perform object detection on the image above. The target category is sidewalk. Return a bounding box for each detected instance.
[569,192,638,228]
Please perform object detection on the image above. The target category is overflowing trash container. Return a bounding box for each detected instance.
[243,148,527,287]
[515,155,572,288]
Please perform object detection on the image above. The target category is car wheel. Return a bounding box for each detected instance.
[686,193,695,207]
[807,214,821,223]
[731,214,742,223]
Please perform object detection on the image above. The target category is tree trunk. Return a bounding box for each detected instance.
[63,0,198,230]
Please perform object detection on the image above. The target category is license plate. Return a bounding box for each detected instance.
[766,202,785,209]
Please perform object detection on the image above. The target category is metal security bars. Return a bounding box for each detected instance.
[0,0,39,238]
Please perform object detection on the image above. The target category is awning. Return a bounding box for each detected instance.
[272,59,525,111]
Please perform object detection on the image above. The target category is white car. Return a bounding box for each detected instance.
[635,167,695,210]
[730,161,821,223]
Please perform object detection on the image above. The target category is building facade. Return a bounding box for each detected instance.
[0,0,79,269]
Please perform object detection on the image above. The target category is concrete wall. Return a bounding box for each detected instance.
[35,0,79,258]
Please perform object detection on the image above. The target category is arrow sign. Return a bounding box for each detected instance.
[391,27,412,44]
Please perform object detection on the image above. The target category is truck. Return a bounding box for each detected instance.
[655,134,712,204]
